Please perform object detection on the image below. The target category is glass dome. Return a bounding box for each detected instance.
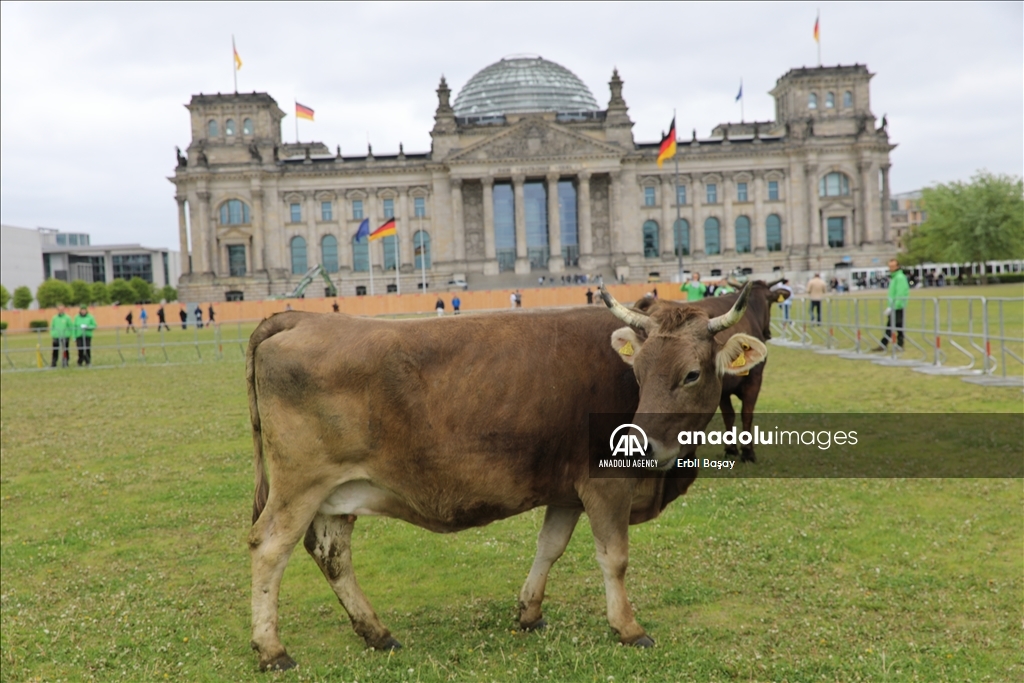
[453,56,600,118]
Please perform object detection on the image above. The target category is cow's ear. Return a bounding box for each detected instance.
[634,296,657,314]
[610,327,643,366]
[716,333,767,376]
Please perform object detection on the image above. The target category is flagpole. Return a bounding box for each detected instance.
[294,101,299,143]
[232,36,238,93]
[740,79,744,123]
[395,237,400,295]
[369,242,375,296]
[674,109,683,285]
[817,10,822,66]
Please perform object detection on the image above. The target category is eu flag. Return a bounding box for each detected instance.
[354,218,370,242]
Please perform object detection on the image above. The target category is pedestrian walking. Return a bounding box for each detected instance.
[157,305,170,332]
[179,307,188,330]
[585,288,594,305]
[515,290,522,308]
[510,291,517,309]
[73,305,97,366]
[874,259,909,351]
[208,304,216,325]
[139,307,148,329]
[435,297,445,317]
[806,273,828,324]
[332,300,340,312]
[125,309,136,333]
[50,305,73,367]
[452,295,461,315]
[194,305,203,329]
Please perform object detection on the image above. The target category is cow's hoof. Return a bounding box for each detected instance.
[259,652,297,671]
[371,636,402,651]
[520,617,547,632]
[740,449,756,463]
[631,635,656,648]
[724,445,739,457]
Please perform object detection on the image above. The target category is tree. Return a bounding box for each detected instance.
[90,281,110,305]
[129,277,153,304]
[161,285,178,303]
[13,286,33,310]
[903,171,1024,283]
[0,284,9,309]
[109,278,136,305]
[70,280,92,307]
[36,279,74,309]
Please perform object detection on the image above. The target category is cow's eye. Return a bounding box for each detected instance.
[684,371,701,385]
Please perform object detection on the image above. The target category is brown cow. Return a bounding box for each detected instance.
[245,286,766,670]
[638,279,788,462]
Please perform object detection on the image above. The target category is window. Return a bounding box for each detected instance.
[644,186,656,207]
[352,199,364,220]
[704,217,721,255]
[225,119,236,136]
[808,93,818,110]
[642,220,659,258]
[414,196,426,218]
[290,236,307,274]
[112,254,153,283]
[321,201,332,221]
[737,182,748,202]
[56,234,67,245]
[69,234,79,246]
[413,230,431,270]
[766,214,782,252]
[228,245,246,276]
[676,185,686,205]
[382,235,398,271]
[674,218,689,256]
[735,216,751,253]
[493,183,516,272]
[219,199,251,225]
[827,217,845,248]
[890,199,899,211]
[383,198,395,219]
[243,118,254,135]
[825,92,835,109]
[525,182,549,269]
[290,202,301,223]
[768,180,780,201]
[226,290,244,302]
[321,235,338,273]
[706,183,717,204]
[843,91,852,108]
[819,172,851,197]
[208,119,218,137]
[352,235,369,272]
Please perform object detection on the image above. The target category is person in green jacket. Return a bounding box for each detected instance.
[73,305,97,366]
[50,304,73,368]
[680,272,706,301]
[876,258,909,350]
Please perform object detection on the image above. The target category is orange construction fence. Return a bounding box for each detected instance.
[0,283,685,332]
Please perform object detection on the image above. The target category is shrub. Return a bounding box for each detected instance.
[0,284,9,309]
[90,281,111,305]
[36,279,73,309]
[129,277,153,304]
[13,286,33,310]
[70,280,92,307]
[108,279,136,305]
[29,320,48,329]
[0,321,8,331]
[161,285,178,303]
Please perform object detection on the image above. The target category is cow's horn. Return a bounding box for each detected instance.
[708,282,751,334]
[764,277,784,289]
[726,278,743,288]
[599,286,653,330]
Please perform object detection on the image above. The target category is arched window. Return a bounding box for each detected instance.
[219,199,250,225]
[225,118,236,136]
[843,91,853,108]
[321,235,338,273]
[290,236,307,275]
[242,118,254,135]
[808,93,818,110]
[413,230,431,270]
[352,235,369,272]
[208,119,219,137]
[766,214,782,252]
[673,218,689,257]
[642,220,659,258]
[825,92,835,109]
[735,216,751,253]
[819,172,851,197]
[704,217,721,255]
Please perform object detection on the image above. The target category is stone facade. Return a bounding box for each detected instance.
[171,62,897,301]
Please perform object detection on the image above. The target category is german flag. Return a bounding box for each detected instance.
[369,218,397,241]
[657,116,677,167]
[295,102,314,121]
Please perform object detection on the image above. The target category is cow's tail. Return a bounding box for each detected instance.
[247,312,300,525]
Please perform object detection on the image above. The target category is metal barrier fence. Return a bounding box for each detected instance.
[770,296,1024,388]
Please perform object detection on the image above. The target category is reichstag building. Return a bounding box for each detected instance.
[171,56,896,300]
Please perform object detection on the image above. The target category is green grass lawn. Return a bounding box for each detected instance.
[1,312,1022,682]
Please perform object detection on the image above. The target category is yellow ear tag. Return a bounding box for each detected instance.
[730,353,747,369]
[619,341,634,356]
[777,294,785,303]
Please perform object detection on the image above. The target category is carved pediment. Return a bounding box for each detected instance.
[447,120,623,164]
[217,225,252,239]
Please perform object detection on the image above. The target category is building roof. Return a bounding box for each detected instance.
[453,56,599,118]
[189,92,279,107]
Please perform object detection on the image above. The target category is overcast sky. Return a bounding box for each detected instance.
[1,1,1021,250]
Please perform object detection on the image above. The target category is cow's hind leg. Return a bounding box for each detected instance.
[720,394,739,457]
[303,513,400,650]
[518,506,582,630]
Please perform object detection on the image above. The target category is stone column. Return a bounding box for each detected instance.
[722,173,735,253]
[305,192,318,267]
[546,173,563,272]
[398,186,410,269]
[481,176,498,275]
[880,163,892,243]
[513,174,529,273]
[659,176,674,259]
[176,195,190,274]
[805,164,820,247]
[251,188,265,271]
[752,173,765,253]
[577,171,594,270]
[692,178,705,256]
[608,171,623,257]
[196,191,211,274]
[366,188,379,272]
[450,178,466,265]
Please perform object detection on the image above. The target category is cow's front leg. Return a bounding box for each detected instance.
[304,513,400,651]
[518,506,582,630]
[739,372,763,463]
[720,394,739,457]
[584,490,652,646]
